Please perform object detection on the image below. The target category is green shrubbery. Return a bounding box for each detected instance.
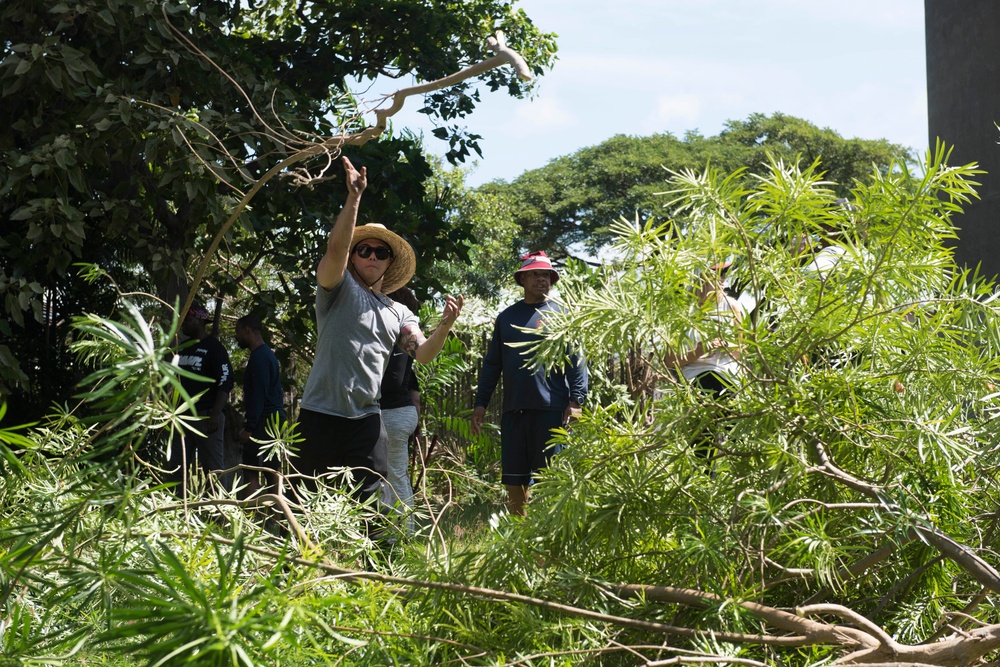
[4,147,1000,665]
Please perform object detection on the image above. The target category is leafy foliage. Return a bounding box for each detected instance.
[0,0,556,419]
[6,146,1000,667]
[420,160,524,300]
[504,144,1000,663]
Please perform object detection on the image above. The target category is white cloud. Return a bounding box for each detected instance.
[510,96,576,133]
[645,93,703,130]
[372,0,929,185]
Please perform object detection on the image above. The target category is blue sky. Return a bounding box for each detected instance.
[360,0,927,187]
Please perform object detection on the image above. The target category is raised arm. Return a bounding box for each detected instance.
[316,156,367,290]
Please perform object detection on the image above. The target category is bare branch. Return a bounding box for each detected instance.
[805,433,1000,594]
[607,583,874,649]
[797,603,898,650]
[176,30,533,322]
[646,656,771,667]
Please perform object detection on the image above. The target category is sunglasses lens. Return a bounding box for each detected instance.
[355,245,392,260]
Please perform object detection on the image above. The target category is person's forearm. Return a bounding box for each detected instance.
[245,389,263,433]
[415,323,454,364]
[328,193,361,252]
[474,358,501,408]
[665,342,706,369]
[317,192,361,288]
[211,391,229,417]
[568,354,588,402]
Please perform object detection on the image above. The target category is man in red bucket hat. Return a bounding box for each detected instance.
[471,251,588,515]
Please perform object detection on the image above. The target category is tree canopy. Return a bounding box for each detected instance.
[478,112,911,261]
[0,0,556,418]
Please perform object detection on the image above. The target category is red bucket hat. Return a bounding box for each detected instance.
[514,250,559,284]
[187,301,211,321]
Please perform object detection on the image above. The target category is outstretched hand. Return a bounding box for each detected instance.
[342,156,367,197]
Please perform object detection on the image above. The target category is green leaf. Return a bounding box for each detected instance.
[67,167,86,193]
[44,66,63,91]
[10,205,35,221]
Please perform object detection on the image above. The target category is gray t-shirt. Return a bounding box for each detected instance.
[301,271,418,419]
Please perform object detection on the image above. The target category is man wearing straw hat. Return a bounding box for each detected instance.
[295,156,463,506]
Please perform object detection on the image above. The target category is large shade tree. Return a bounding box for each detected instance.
[0,0,556,419]
[478,112,910,261]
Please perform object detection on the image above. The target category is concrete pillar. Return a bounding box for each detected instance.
[925,0,1000,279]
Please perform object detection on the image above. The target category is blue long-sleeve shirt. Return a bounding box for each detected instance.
[243,344,286,437]
[474,300,588,413]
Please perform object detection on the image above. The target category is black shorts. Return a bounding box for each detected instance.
[293,409,386,502]
[500,409,565,487]
[688,371,735,459]
[690,371,734,399]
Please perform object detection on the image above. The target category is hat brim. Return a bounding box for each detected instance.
[351,224,416,293]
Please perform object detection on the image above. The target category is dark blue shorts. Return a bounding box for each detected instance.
[500,409,565,487]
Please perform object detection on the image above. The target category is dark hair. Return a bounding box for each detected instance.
[386,286,420,312]
[236,313,263,334]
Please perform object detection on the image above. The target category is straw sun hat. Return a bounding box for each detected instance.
[350,223,416,293]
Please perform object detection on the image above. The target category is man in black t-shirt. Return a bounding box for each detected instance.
[379,287,422,534]
[169,301,234,496]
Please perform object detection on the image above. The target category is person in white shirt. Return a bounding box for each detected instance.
[664,261,744,463]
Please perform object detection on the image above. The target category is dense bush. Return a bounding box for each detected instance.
[3,146,1000,666]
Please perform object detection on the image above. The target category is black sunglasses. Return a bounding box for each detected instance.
[353,244,393,260]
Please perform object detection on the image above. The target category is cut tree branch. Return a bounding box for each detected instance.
[161,3,532,320]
